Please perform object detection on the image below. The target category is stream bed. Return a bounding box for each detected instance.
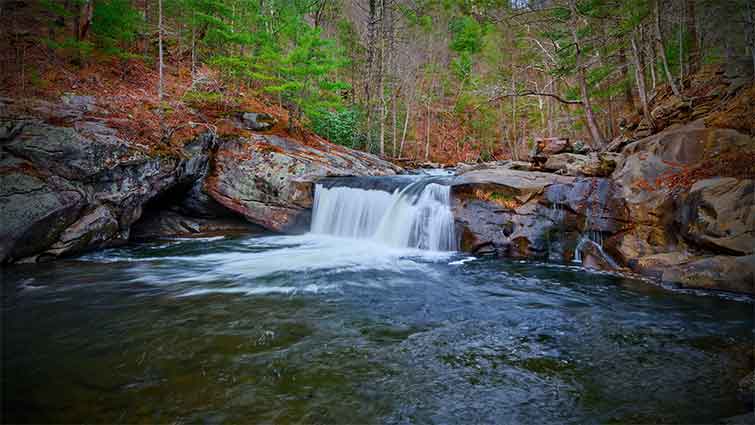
[1,234,752,424]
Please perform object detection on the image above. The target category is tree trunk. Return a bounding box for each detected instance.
[686,0,700,74]
[631,33,655,130]
[364,0,378,152]
[143,0,149,58]
[425,101,431,161]
[618,48,635,110]
[679,3,684,85]
[654,0,682,97]
[378,0,386,156]
[392,89,398,158]
[158,0,164,101]
[510,72,517,159]
[746,0,755,74]
[191,13,196,83]
[399,103,410,158]
[644,26,658,91]
[569,0,603,146]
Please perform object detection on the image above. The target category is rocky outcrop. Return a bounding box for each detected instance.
[0,94,404,262]
[200,134,401,233]
[451,168,628,265]
[0,116,213,263]
[453,120,755,293]
[677,178,754,256]
[130,210,263,240]
[542,152,620,177]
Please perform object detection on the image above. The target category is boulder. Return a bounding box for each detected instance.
[605,135,634,153]
[577,239,621,272]
[543,153,589,175]
[536,137,571,155]
[455,160,533,174]
[0,114,213,263]
[452,169,574,257]
[677,178,754,255]
[451,168,626,261]
[661,255,755,294]
[613,124,753,227]
[204,134,401,232]
[738,371,754,406]
[543,153,620,177]
[241,112,276,131]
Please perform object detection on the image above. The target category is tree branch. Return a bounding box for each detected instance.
[486,91,583,106]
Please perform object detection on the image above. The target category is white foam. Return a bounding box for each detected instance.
[312,180,457,251]
[449,256,477,266]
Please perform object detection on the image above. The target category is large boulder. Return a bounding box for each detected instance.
[451,168,626,261]
[661,255,755,294]
[452,169,573,256]
[610,124,754,260]
[0,114,213,263]
[536,137,571,155]
[203,134,401,232]
[677,178,754,255]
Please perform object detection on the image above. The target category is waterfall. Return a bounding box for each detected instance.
[311,178,457,251]
[572,202,619,269]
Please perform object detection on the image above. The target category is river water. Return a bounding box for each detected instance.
[1,177,753,423]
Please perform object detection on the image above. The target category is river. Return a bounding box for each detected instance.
[1,175,752,424]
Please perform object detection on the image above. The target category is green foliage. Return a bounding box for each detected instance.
[310,108,362,148]
[182,90,223,108]
[44,37,95,63]
[91,0,142,55]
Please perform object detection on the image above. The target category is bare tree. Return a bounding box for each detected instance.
[158,0,164,101]
[631,32,655,130]
[686,0,700,74]
[569,0,604,146]
[653,0,682,97]
[746,0,755,73]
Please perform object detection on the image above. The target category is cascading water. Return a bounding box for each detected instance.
[311,177,457,251]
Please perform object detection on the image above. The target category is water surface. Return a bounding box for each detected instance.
[2,234,753,424]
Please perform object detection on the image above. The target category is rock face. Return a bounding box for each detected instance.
[0,118,213,263]
[0,95,404,262]
[677,178,754,256]
[609,125,754,265]
[130,210,263,240]
[202,134,401,233]
[451,168,627,264]
[453,121,755,294]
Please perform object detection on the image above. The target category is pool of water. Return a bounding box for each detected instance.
[1,234,752,424]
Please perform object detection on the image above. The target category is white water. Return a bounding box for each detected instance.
[311,179,457,251]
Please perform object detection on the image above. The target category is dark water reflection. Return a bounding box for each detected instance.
[1,234,752,424]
